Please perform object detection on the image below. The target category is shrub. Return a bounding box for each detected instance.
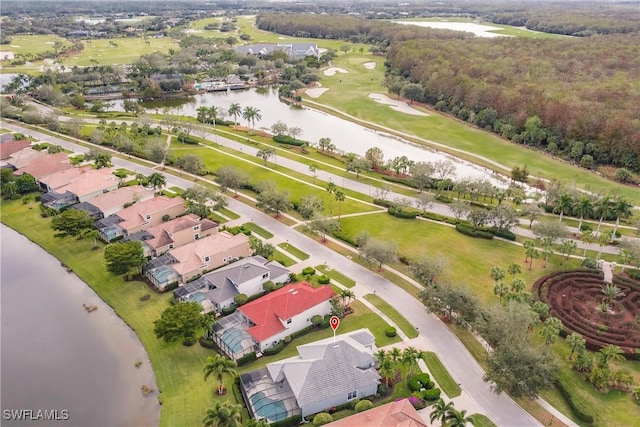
[385,327,397,337]
[455,224,494,239]
[312,412,333,426]
[581,258,598,269]
[556,378,594,423]
[236,352,257,366]
[199,338,217,350]
[372,198,396,208]
[354,399,373,413]
[221,306,236,316]
[332,228,358,246]
[233,293,248,306]
[273,134,305,146]
[377,383,389,396]
[492,228,517,241]
[270,415,302,427]
[263,280,276,292]
[162,214,170,221]
[388,207,419,219]
[628,269,640,280]
[407,373,431,392]
[407,396,426,410]
[311,314,323,326]
[435,195,453,203]
[319,314,332,329]
[422,388,441,400]
[264,340,286,356]
[302,266,316,276]
[284,335,292,344]
[318,275,330,284]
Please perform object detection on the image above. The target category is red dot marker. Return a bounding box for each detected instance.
[330,316,340,331]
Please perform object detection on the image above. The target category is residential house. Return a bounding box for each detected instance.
[71,185,155,219]
[326,399,427,427]
[235,43,320,59]
[173,255,290,313]
[125,213,218,257]
[96,195,186,241]
[0,139,31,160]
[12,152,71,178]
[144,231,250,291]
[211,282,334,360]
[38,167,119,209]
[239,329,380,423]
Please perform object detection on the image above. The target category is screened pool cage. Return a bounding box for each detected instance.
[212,312,257,360]
[240,368,301,423]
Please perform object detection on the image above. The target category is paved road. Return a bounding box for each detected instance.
[4,121,542,426]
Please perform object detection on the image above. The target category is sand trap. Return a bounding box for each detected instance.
[368,93,429,116]
[363,62,376,69]
[185,29,203,34]
[324,67,349,77]
[10,45,20,48]
[45,41,54,45]
[305,87,330,98]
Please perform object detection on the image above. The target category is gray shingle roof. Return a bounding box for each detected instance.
[266,329,380,408]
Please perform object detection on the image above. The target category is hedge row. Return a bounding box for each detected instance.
[270,415,302,427]
[237,352,257,366]
[388,208,419,219]
[273,134,305,146]
[332,228,358,247]
[372,198,396,209]
[556,378,594,424]
[455,224,494,239]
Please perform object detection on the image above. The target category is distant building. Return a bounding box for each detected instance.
[235,43,320,59]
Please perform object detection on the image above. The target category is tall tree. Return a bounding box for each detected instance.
[553,194,574,223]
[147,172,167,193]
[202,401,243,427]
[411,254,446,286]
[575,196,594,231]
[184,185,227,219]
[203,355,237,395]
[594,195,613,236]
[360,238,397,271]
[176,154,204,178]
[597,344,624,370]
[215,165,248,197]
[444,409,474,427]
[307,215,338,242]
[566,333,586,361]
[51,210,94,238]
[196,106,208,123]
[104,241,146,278]
[154,301,204,345]
[228,103,241,125]
[325,181,336,216]
[256,187,290,217]
[611,197,633,240]
[539,316,563,345]
[334,190,345,220]
[242,106,262,129]
[430,399,455,425]
[256,147,274,165]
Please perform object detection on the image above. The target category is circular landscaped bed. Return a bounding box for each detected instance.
[532,269,640,357]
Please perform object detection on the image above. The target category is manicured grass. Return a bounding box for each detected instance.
[271,249,297,267]
[316,265,356,288]
[363,293,418,339]
[277,242,309,261]
[237,300,401,374]
[339,213,584,302]
[470,414,497,427]
[241,221,273,239]
[423,352,462,398]
[0,197,236,427]
[218,206,240,220]
[306,54,640,204]
[208,212,228,224]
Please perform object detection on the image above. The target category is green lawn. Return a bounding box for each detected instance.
[470,414,497,427]
[277,242,309,260]
[316,265,356,288]
[271,249,297,267]
[339,213,583,301]
[363,293,418,339]
[242,221,273,239]
[423,352,462,398]
[306,54,640,204]
[218,206,240,220]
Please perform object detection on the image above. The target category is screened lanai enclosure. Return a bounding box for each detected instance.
[211,311,257,360]
[240,368,301,423]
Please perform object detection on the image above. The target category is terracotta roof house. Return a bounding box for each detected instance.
[0,139,31,160]
[125,213,218,257]
[2,147,47,170]
[56,168,118,202]
[144,231,251,291]
[211,282,334,360]
[96,195,186,241]
[239,329,380,423]
[13,152,72,178]
[36,165,94,192]
[71,185,155,219]
[173,255,290,313]
[326,399,428,427]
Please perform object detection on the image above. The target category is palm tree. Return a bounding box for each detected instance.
[202,314,215,340]
[596,230,613,260]
[196,106,208,124]
[566,333,586,361]
[202,401,242,427]
[389,347,402,364]
[2,181,18,198]
[326,181,336,216]
[444,409,473,427]
[507,263,522,279]
[378,357,396,386]
[401,347,419,378]
[203,355,237,395]
[597,344,624,370]
[340,289,355,308]
[576,196,594,232]
[147,173,166,193]
[611,197,633,240]
[93,153,111,169]
[242,106,261,129]
[594,195,613,236]
[581,230,594,259]
[334,190,345,220]
[430,398,455,425]
[207,106,219,125]
[493,282,509,303]
[228,103,241,126]
[601,284,625,309]
[553,194,574,223]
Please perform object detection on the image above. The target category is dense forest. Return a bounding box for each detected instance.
[257,13,640,174]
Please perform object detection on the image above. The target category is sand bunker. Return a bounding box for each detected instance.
[324,67,349,77]
[305,87,330,98]
[363,62,376,69]
[368,93,429,116]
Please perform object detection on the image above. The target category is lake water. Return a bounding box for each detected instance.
[0,225,160,427]
[110,89,508,187]
[394,20,506,38]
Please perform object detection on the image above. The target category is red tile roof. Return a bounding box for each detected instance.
[0,139,31,160]
[15,153,72,179]
[240,282,334,342]
[326,400,427,427]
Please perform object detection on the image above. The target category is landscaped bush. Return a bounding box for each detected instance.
[312,412,333,426]
[236,352,257,366]
[263,280,276,292]
[581,258,598,269]
[455,224,494,239]
[247,291,268,303]
[354,399,373,413]
[628,269,640,280]
[332,228,358,246]
[289,325,314,340]
[491,228,517,241]
[319,314,332,329]
[273,134,305,146]
[388,207,419,219]
[422,388,441,400]
[221,306,236,316]
[377,383,389,396]
[310,315,323,326]
[372,198,396,208]
[222,225,252,235]
[302,266,316,276]
[435,195,453,203]
[556,378,595,424]
[264,340,286,356]
[317,275,330,284]
[233,293,248,306]
[385,327,397,337]
[421,211,459,226]
[270,415,302,427]
[199,338,217,350]
[408,373,431,392]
